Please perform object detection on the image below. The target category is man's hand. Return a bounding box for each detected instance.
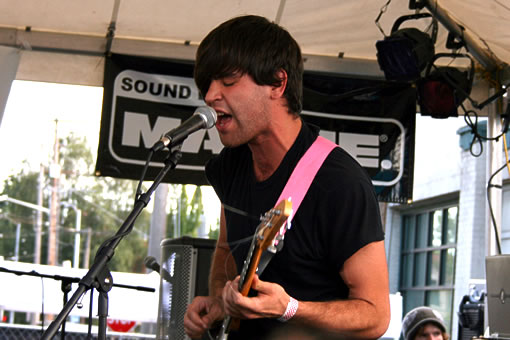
[184,296,224,339]
[222,275,289,320]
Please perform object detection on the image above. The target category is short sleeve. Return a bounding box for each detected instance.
[314,147,384,272]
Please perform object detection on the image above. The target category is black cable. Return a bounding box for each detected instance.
[462,106,509,157]
[486,162,507,255]
[501,101,510,134]
[87,290,93,339]
[216,203,260,250]
[135,148,154,204]
[222,203,259,221]
[93,147,156,259]
[40,276,45,335]
[374,0,393,37]
[463,109,485,157]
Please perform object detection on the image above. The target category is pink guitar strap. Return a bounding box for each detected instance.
[256,136,338,274]
[276,135,338,237]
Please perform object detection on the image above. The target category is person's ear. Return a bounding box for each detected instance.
[271,69,288,99]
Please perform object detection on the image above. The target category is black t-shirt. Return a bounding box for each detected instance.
[205,122,384,339]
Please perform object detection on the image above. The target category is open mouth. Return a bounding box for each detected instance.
[216,112,232,127]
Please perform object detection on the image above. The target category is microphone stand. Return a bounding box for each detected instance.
[0,266,155,339]
[0,267,79,340]
[41,148,182,340]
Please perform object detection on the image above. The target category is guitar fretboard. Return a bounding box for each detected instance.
[214,201,290,340]
[238,230,258,289]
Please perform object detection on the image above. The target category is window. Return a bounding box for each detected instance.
[400,206,458,331]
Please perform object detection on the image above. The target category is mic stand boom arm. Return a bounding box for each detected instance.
[41,149,183,340]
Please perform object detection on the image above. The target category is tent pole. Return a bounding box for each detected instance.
[422,0,499,72]
[486,90,504,256]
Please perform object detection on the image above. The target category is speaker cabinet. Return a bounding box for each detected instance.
[156,236,216,340]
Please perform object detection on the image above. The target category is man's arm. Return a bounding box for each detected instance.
[184,206,237,339]
[209,205,237,297]
[222,240,390,339]
[295,240,390,339]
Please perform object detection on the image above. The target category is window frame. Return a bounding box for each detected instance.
[399,203,459,331]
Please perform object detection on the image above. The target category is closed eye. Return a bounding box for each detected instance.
[222,80,235,87]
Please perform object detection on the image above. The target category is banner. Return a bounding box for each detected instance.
[96,53,415,203]
[302,74,416,203]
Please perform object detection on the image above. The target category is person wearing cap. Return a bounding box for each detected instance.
[401,306,450,340]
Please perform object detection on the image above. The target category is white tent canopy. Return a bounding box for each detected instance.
[0,0,509,90]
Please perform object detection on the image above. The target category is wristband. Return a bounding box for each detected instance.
[277,297,298,322]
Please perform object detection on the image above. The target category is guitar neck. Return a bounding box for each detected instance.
[216,247,262,340]
[214,199,292,340]
[239,247,263,296]
[238,231,258,289]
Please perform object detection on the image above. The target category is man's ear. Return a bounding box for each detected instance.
[271,69,288,99]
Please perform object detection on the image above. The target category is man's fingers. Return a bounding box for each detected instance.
[184,296,225,339]
[183,315,206,339]
[250,274,274,295]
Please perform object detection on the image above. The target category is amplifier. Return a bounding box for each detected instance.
[156,236,216,340]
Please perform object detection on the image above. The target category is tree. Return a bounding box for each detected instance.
[166,185,208,239]
[0,134,152,272]
[0,165,41,262]
[0,132,212,273]
[208,225,220,240]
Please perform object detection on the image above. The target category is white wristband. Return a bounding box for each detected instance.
[277,297,298,322]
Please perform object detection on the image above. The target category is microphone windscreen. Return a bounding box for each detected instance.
[144,256,160,272]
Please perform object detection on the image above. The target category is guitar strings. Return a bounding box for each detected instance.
[219,202,261,293]
[220,202,260,249]
[222,203,260,221]
[206,203,269,339]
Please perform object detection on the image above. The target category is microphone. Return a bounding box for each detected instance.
[144,256,172,282]
[152,106,217,151]
[144,255,161,273]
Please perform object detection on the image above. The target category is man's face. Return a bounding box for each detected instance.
[414,323,444,340]
[204,72,273,148]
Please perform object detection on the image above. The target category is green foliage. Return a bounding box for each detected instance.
[208,227,219,240]
[60,133,94,180]
[166,185,206,239]
[63,177,151,272]
[182,186,203,236]
[0,167,41,262]
[0,135,151,272]
[0,133,211,272]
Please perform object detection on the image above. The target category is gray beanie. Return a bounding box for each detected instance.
[401,307,446,340]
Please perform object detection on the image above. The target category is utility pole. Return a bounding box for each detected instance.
[13,222,21,261]
[84,228,91,268]
[47,119,60,266]
[174,186,182,238]
[34,163,44,264]
[61,202,82,268]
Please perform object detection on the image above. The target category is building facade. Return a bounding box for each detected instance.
[384,116,510,339]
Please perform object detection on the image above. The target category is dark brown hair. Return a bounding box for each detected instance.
[194,15,303,115]
[413,322,450,340]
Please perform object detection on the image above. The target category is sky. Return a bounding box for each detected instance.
[0,80,104,180]
[0,80,221,228]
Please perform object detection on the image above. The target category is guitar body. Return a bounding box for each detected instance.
[214,199,292,340]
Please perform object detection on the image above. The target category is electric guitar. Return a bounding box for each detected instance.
[215,199,292,340]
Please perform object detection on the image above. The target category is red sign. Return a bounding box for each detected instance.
[107,319,136,332]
